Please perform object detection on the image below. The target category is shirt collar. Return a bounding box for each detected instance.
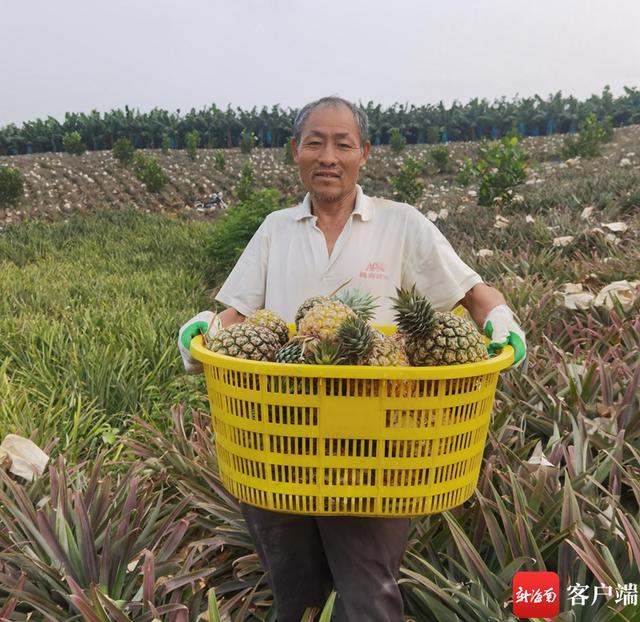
[291,185,373,222]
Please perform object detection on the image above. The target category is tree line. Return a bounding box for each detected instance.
[1,85,639,156]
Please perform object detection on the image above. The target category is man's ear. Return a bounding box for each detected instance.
[359,141,371,167]
[291,137,299,163]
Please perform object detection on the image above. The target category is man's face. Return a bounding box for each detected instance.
[292,104,370,206]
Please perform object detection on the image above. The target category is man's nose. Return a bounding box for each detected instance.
[318,143,338,164]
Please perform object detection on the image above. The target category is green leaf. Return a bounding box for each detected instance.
[318,591,337,622]
[207,587,222,622]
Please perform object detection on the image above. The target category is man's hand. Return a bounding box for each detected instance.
[483,305,527,367]
[178,311,221,374]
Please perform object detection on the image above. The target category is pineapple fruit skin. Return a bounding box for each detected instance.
[405,313,488,366]
[246,309,289,346]
[208,323,280,361]
[297,299,355,342]
[349,332,413,398]
[364,331,409,367]
[294,295,332,330]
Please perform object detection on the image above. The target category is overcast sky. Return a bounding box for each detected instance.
[2,0,639,127]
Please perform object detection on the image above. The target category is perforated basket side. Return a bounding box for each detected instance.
[196,336,512,517]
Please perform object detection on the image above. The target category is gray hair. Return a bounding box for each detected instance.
[293,96,369,147]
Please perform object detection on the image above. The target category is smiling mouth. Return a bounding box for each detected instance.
[314,171,340,178]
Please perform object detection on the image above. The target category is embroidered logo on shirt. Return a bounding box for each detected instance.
[359,262,389,280]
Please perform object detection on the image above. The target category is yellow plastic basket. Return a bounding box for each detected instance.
[191,329,513,517]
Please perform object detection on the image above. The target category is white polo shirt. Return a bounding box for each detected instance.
[215,185,482,325]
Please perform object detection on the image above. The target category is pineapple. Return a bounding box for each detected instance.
[391,286,488,366]
[295,288,377,330]
[246,309,289,346]
[297,299,355,342]
[356,331,413,397]
[294,295,331,330]
[364,331,409,367]
[207,323,280,361]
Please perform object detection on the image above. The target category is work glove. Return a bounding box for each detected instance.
[178,311,222,374]
[483,304,527,367]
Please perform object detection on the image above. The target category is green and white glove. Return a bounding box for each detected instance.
[178,311,222,374]
[483,304,527,367]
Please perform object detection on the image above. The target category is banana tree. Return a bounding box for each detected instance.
[44,116,63,152]
[77,110,104,151]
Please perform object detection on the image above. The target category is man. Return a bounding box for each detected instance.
[179,96,526,621]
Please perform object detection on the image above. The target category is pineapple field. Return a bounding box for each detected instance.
[0,123,639,621]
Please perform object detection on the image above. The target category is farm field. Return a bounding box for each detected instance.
[0,126,639,621]
[1,126,639,227]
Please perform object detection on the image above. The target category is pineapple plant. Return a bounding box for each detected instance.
[207,322,280,361]
[391,286,488,365]
[246,308,289,346]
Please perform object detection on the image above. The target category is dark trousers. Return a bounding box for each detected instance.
[240,503,411,622]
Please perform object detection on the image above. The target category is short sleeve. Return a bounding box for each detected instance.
[214,219,270,316]
[401,209,482,311]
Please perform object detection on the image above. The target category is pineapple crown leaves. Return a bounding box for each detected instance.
[275,340,304,363]
[336,289,379,322]
[305,338,346,365]
[336,315,376,363]
[275,335,315,363]
[390,285,436,337]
